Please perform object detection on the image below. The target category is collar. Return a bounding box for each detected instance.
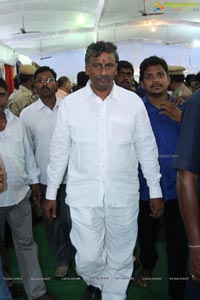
[4,109,15,123]
[84,81,118,102]
[143,93,174,105]
[35,98,62,111]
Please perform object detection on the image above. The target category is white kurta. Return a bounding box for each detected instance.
[46,82,162,206]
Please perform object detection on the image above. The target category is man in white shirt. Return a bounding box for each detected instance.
[0,78,55,300]
[44,41,163,300]
[20,66,75,279]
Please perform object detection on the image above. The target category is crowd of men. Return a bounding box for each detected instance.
[0,40,200,300]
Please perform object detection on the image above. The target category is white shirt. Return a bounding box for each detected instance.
[46,82,162,207]
[0,109,40,207]
[20,98,65,185]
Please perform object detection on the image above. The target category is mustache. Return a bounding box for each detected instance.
[41,86,50,91]
[96,75,110,80]
[150,84,162,88]
[121,80,130,84]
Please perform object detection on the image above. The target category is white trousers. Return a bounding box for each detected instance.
[70,206,139,300]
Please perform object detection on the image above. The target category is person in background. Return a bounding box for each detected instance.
[185,74,196,91]
[56,76,72,99]
[20,66,75,279]
[190,72,200,93]
[168,65,192,102]
[135,56,187,300]
[44,41,162,300]
[0,77,56,300]
[11,64,37,116]
[115,60,134,91]
[7,74,20,111]
[172,88,200,300]
[75,71,89,90]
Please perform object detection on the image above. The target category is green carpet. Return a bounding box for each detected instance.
[8,220,170,300]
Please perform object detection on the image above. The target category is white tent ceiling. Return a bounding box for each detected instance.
[0,0,200,61]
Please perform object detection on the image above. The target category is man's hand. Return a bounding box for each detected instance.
[189,248,200,281]
[31,183,41,204]
[43,199,57,221]
[159,101,182,122]
[149,198,164,219]
[173,96,185,106]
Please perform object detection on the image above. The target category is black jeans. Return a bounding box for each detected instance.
[138,199,188,300]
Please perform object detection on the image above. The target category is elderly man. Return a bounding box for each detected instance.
[44,41,162,300]
[56,76,72,99]
[0,77,55,300]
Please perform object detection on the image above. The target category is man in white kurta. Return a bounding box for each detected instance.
[45,41,163,300]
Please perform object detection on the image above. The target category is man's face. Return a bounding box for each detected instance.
[65,80,72,93]
[115,67,133,90]
[34,71,57,99]
[85,52,117,93]
[0,87,8,114]
[141,65,169,98]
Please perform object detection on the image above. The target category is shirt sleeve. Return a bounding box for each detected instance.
[172,90,200,174]
[21,121,40,184]
[20,110,35,152]
[134,100,162,199]
[46,100,71,200]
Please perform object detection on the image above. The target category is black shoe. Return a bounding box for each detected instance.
[83,285,102,300]
[34,292,57,300]
[9,283,23,297]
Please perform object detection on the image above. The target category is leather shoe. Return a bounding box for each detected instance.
[33,292,57,300]
[83,285,102,300]
[9,283,23,297]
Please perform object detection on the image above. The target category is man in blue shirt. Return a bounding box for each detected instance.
[135,56,187,300]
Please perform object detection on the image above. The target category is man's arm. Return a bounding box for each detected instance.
[45,100,71,220]
[135,100,163,200]
[177,170,200,277]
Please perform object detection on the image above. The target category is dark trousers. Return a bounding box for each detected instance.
[138,199,188,300]
[185,277,200,300]
[40,184,75,267]
[0,236,9,272]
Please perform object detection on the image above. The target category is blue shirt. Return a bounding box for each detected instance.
[139,95,183,201]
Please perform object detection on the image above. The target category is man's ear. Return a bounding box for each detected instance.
[85,64,89,76]
[141,81,144,88]
[168,75,170,86]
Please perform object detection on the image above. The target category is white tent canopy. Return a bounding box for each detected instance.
[0,0,199,60]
